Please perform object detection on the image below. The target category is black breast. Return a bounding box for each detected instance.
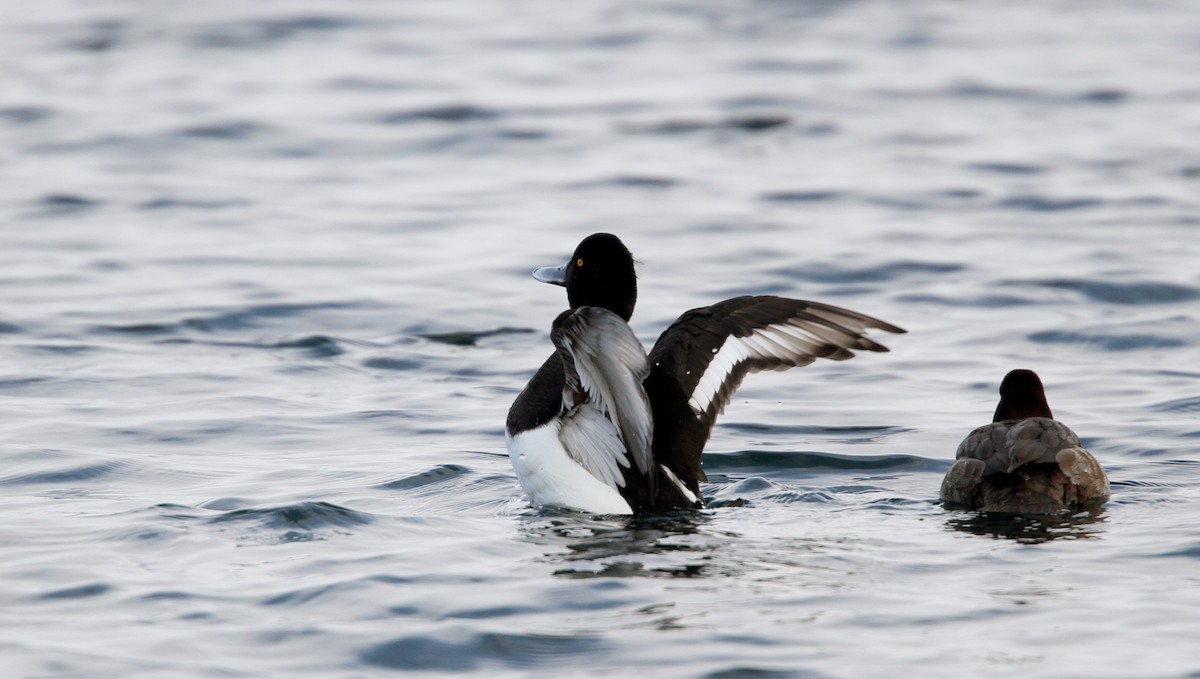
[506,353,565,435]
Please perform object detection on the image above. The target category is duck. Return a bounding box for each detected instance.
[505,233,906,514]
[940,369,1110,513]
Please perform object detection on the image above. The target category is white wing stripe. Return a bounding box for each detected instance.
[689,336,743,416]
[690,331,752,417]
[687,319,854,417]
[659,464,699,505]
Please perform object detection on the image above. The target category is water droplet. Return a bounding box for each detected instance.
[519,454,526,461]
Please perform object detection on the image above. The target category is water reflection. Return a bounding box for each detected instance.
[944,508,1108,544]
[518,510,741,579]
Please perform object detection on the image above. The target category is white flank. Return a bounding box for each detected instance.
[506,423,633,514]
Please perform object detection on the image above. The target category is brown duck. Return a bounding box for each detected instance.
[940,369,1109,513]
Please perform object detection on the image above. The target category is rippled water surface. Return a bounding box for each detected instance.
[3,1,1200,677]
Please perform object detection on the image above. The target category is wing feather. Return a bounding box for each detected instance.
[558,406,631,488]
[647,296,904,422]
[552,307,653,478]
[955,417,1083,474]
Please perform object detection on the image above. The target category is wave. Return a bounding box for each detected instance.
[620,113,792,134]
[1022,279,1199,305]
[191,15,360,50]
[379,464,471,491]
[37,583,112,601]
[703,449,945,474]
[207,501,373,531]
[378,104,500,124]
[94,301,366,335]
[1152,396,1200,414]
[361,631,607,672]
[773,260,963,285]
[1028,330,1186,352]
[417,327,534,347]
[1,459,130,486]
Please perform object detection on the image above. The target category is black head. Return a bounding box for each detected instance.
[535,233,637,321]
[993,368,1053,422]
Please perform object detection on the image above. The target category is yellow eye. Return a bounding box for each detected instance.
[576,258,584,267]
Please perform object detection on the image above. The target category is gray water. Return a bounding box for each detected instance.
[3,1,1200,677]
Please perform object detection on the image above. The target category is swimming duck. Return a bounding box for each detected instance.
[940,369,1110,513]
[505,233,906,514]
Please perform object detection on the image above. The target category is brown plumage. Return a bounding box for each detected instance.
[940,369,1109,513]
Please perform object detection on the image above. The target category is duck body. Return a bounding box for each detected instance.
[940,369,1109,513]
[506,233,905,514]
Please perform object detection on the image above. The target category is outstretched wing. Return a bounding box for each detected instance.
[551,306,653,484]
[648,295,905,429]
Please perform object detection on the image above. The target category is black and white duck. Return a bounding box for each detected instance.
[505,233,905,514]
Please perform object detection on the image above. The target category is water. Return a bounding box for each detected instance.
[2,1,1199,676]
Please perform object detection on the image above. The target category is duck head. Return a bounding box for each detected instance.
[993,368,1054,422]
[533,233,638,321]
